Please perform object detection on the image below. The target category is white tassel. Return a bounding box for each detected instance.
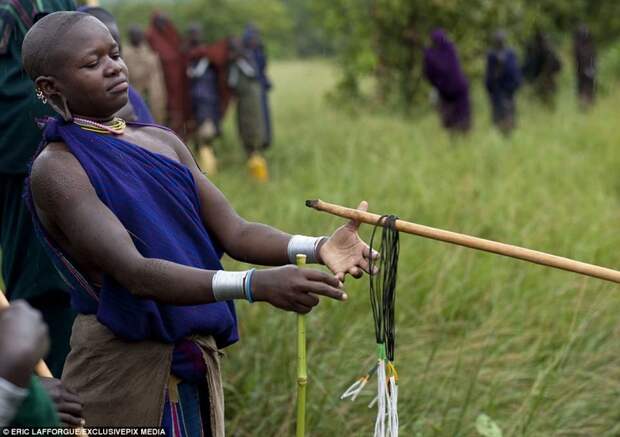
[341,378,363,400]
[388,376,399,437]
[373,359,387,437]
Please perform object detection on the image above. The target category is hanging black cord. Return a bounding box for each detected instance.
[368,216,386,345]
[368,214,400,362]
[382,216,399,362]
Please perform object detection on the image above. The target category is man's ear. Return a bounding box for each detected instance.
[35,76,60,99]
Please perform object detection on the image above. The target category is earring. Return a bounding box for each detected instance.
[35,88,47,104]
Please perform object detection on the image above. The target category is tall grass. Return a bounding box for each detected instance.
[214,60,619,436]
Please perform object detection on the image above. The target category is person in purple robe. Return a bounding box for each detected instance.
[423,29,471,133]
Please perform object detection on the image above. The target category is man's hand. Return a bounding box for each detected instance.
[0,301,50,388]
[318,201,378,281]
[38,377,84,427]
[252,265,346,313]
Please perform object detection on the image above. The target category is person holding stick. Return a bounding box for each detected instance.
[21,12,374,434]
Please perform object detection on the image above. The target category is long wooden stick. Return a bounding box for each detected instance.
[0,291,53,377]
[306,199,620,284]
[295,254,308,437]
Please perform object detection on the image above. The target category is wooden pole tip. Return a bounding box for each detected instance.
[305,199,319,208]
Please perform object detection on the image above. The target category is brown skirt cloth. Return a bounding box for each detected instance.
[62,314,225,436]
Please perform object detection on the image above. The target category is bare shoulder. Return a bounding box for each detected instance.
[139,125,197,168]
[30,141,95,213]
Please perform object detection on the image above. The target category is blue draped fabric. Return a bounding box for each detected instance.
[128,85,155,123]
[25,118,239,348]
[485,49,521,98]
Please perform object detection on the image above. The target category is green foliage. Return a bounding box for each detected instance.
[310,0,620,108]
[103,0,294,57]
[212,59,620,435]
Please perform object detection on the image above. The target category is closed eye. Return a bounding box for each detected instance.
[83,60,99,69]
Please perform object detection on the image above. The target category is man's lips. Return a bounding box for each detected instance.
[107,79,129,93]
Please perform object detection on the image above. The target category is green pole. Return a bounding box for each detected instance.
[296,254,307,437]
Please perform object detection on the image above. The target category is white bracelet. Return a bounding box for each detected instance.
[212,270,248,302]
[0,377,28,426]
[287,235,327,264]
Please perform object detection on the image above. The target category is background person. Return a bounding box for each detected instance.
[243,23,273,149]
[0,0,76,379]
[123,25,167,124]
[423,29,472,133]
[523,30,562,108]
[485,30,522,133]
[146,12,190,136]
[573,24,597,108]
[0,300,82,427]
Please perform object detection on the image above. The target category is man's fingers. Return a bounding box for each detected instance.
[345,200,368,231]
[58,400,83,417]
[296,292,319,308]
[357,257,380,275]
[348,266,363,278]
[304,269,342,288]
[305,281,347,301]
[362,245,380,260]
[58,412,83,427]
[293,303,312,314]
[61,390,82,405]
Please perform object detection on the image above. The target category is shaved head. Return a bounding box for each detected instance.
[22,11,102,80]
[21,10,129,119]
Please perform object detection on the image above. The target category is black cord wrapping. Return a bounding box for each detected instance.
[368,215,400,362]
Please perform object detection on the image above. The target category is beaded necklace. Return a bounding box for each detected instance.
[73,116,127,135]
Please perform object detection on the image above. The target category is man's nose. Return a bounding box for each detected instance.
[104,57,123,76]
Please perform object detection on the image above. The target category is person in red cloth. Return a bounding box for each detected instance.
[186,35,233,121]
[146,12,190,136]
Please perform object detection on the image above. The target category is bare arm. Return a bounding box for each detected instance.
[169,133,377,279]
[169,135,293,265]
[30,143,344,312]
[31,144,218,305]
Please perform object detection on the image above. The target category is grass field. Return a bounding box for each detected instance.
[212,60,620,436]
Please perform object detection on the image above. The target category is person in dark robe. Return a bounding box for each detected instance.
[523,30,562,108]
[228,38,268,157]
[186,23,221,175]
[186,36,233,123]
[485,30,522,134]
[146,12,190,136]
[22,11,375,432]
[423,29,471,133]
[573,25,596,108]
[0,0,76,379]
[243,24,273,148]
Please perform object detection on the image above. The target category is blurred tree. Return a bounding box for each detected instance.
[105,0,294,57]
[100,0,620,108]
[311,0,620,109]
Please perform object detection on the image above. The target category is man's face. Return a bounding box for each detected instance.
[54,17,129,119]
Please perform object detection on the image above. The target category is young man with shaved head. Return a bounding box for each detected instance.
[22,11,375,435]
